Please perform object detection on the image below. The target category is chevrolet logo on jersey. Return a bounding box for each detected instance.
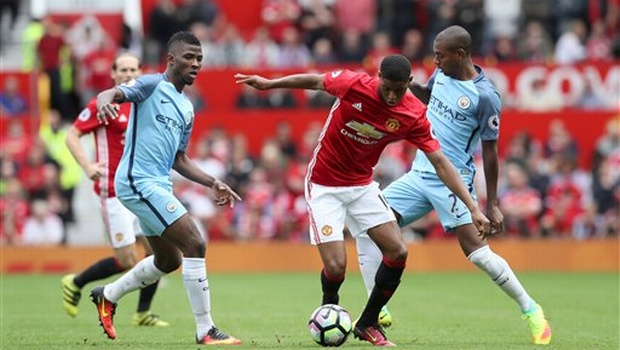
[345,120,385,139]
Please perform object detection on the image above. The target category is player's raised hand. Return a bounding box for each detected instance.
[234,74,271,90]
[96,103,119,125]
[471,208,492,239]
[212,179,242,208]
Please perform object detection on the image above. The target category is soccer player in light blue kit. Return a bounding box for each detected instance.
[89,31,242,346]
[356,26,552,345]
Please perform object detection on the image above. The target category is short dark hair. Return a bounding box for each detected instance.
[166,31,201,52]
[380,55,411,82]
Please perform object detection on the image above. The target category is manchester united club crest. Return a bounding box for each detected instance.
[321,225,333,236]
[385,118,400,132]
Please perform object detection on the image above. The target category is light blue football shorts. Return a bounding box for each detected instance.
[382,170,477,232]
[116,181,187,236]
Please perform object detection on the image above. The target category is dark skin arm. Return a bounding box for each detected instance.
[234,73,325,91]
[172,151,242,207]
[409,81,431,104]
[96,87,125,124]
[481,140,504,237]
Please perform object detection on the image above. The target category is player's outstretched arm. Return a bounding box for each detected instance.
[172,151,242,207]
[96,88,125,125]
[481,140,504,235]
[425,150,491,236]
[409,81,431,104]
[234,73,325,91]
[65,126,104,180]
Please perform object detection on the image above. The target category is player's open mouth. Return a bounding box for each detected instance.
[188,72,198,78]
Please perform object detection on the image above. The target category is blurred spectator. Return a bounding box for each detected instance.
[0,177,29,245]
[242,26,281,68]
[426,0,458,52]
[544,119,579,160]
[517,77,563,112]
[540,155,590,237]
[0,153,17,195]
[148,0,183,63]
[311,37,337,65]
[217,24,246,67]
[21,199,64,245]
[592,117,620,171]
[306,89,336,109]
[265,89,298,109]
[455,0,485,56]
[488,35,517,62]
[191,22,225,68]
[30,163,71,230]
[273,120,298,161]
[586,20,613,61]
[590,158,620,236]
[499,162,543,237]
[0,0,19,49]
[236,84,268,109]
[553,0,588,37]
[273,157,309,242]
[516,21,555,63]
[260,0,301,43]
[78,36,116,103]
[0,76,27,116]
[573,80,612,110]
[231,166,276,240]
[37,18,69,117]
[17,140,53,198]
[177,0,220,29]
[21,17,45,72]
[483,0,521,44]
[336,28,367,63]
[554,19,587,65]
[298,0,336,49]
[363,31,397,74]
[38,109,81,226]
[333,0,375,46]
[400,29,425,63]
[278,26,312,68]
[1,119,32,164]
[225,133,255,193]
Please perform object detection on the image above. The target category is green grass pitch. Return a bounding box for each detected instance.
[1,272,618,349]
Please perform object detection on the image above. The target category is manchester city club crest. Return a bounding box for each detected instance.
[457,96,471,109]
[166,202,178,212]
[184,111,194,125]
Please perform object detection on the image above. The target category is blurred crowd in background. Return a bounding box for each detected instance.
[0,0,618,246]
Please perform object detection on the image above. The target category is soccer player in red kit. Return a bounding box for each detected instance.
[62,54,168,327]
[235,54,491,346]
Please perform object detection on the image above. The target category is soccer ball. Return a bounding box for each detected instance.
[308,304,353,347]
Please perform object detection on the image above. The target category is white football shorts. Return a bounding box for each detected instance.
[306,181,396,245]
[100,196,141,249]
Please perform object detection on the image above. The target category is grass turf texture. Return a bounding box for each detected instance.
[1,272,618,349]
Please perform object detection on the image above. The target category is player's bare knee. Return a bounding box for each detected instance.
[324,259,346,276]
[154,254,182,273]
[385,244,408,262]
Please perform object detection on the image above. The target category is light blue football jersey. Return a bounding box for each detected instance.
[412,66,500,179]
[115,73,194,190]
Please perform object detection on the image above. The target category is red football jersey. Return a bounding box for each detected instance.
[72,99,130,197]
[308,69,440,186]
